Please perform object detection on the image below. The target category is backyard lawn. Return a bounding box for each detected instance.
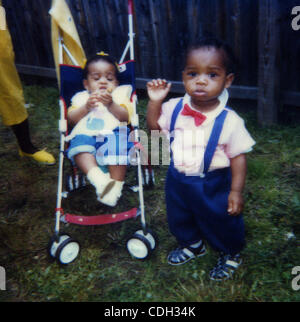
[0,84,299,302]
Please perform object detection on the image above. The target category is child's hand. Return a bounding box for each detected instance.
[97,92,113,107]
[87,90,113,109]
[147,79,171,102]
[86,92,101,110]
[228,191,244,216]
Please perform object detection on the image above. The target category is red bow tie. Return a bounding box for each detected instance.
[181,104,207,126]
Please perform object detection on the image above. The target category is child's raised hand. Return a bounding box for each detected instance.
[227,191,244,216]
[147,79,171,102]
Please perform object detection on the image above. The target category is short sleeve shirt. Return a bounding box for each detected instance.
[158,89,256,174]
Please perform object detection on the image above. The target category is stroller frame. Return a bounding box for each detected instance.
[49,0,156,265]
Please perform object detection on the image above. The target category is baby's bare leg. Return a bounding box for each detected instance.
[74,152,98,174]
[108,165,127,181]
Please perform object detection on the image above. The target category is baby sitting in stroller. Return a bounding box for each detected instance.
[66,52,134,207]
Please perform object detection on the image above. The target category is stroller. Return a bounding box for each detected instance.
[48,0,156,265]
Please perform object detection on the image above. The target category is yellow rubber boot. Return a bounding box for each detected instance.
[19,149,56,165]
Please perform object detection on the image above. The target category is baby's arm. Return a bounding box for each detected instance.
[100,92,128,123]
[67,92,99,125]
[68,91,129,124]
[228,153,247,216]
[146,79,172,131]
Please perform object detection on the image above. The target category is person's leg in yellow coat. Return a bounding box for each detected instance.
[0,5,55,165]
[11,119,55,165]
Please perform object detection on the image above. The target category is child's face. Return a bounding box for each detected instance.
[83,60,118,94]
[182,47,234,111]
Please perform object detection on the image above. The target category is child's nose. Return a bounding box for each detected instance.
[196,75,207,85]
[98,76,107,83]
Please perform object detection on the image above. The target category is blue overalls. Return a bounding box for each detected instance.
[165,99,245,255]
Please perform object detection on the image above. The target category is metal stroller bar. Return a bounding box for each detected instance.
[119,1,135,64]
[61,42,78,66]
[126,0,147,234]
[119,40,131,64]
[54,33,71,239]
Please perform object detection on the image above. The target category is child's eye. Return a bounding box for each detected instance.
[188,72,197,77]
[209,73,218,78]
[106,74,116,81]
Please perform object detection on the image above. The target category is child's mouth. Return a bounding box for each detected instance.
[98,86,113,93]
[194,90,207,97]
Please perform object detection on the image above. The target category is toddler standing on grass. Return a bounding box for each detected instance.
[146,37,255,281]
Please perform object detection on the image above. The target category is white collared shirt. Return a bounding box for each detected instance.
[158,89,256,174]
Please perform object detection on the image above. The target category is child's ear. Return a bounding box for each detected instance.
[225,73,234,89]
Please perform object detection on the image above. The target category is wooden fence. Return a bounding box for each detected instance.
[2,0,300,125]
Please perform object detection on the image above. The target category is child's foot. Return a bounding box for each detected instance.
[209,253,242,281]
[98,180,124,207]
[87,167,115,198]
[167,240,206,265]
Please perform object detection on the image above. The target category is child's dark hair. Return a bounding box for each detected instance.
[185,37,237,74]
[83,53,119,80]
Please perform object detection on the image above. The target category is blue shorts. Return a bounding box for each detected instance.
[67,126,134,165]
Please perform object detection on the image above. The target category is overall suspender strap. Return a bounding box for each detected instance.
[203,109,228,174]
[169,99,183,144]
[169,99,184,163]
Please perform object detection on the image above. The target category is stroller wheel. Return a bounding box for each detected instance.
[48,234,70,259]
[56,238,80,265]
[127,229,156,259]
[48,234,80,264]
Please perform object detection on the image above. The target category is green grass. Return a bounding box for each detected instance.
[0,85,299,302]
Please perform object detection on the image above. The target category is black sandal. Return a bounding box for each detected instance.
[167,241,206,265]
[209,253,242,281]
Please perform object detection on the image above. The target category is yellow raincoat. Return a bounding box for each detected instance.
[0,0,28,126]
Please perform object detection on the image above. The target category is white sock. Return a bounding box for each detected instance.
[98,180,124,207]
[87,167,114,197]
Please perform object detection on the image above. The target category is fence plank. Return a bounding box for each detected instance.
[257,0,280,125]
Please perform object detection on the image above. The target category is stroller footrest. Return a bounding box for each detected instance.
[64,208,138,225]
